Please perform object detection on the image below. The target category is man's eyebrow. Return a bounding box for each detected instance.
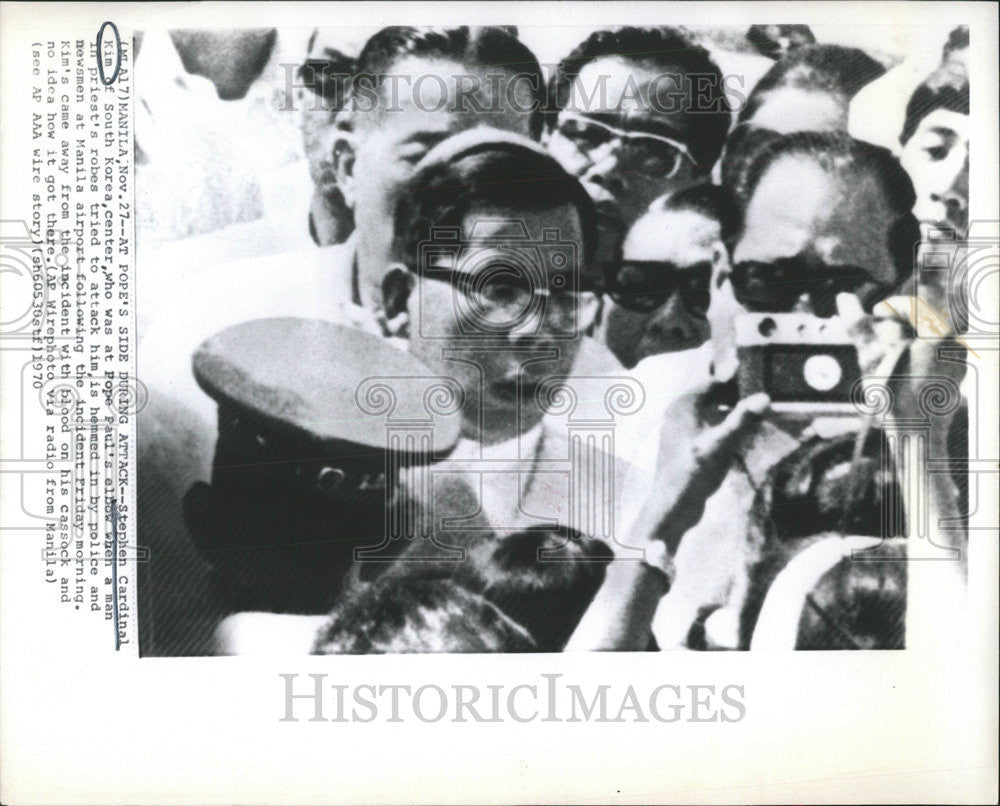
[926,126,958,141]
[398,131,451,147]
[574,111,622,128]
[623,113,687,141]
[621,259,713,273]
[578,111,687,142]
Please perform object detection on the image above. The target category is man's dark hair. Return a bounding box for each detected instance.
[449,526,613,651]
[737,432,907,650]
[738,43,886,126]
[392,139,599,272]
[169,29,278,101]
[348,26,546,138]
[899,26,969,145]
[312,576,537,653]
[364,524,612,652]
[745,24,816,61]
[733,130,920,282]
[943,24,970,60]
[750,432,904,544]
[545,26,732,170]
[297,29,357,110]
[719,122,782,208]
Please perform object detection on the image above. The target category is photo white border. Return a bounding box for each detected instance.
[1,2,997,803]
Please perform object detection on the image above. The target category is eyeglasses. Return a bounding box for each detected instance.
[607,260,712,315]
[730,259,877,315]
[556,112,697,178]
[424,261,599,336]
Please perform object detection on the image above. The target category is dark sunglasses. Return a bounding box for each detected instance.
[730,259,876,315]
[297,55,355,104]
[606,260,712,315]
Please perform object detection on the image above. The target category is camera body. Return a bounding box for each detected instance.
[736,313,861,415]
[417,222,581,339]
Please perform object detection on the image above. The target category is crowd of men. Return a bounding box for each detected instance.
[137,24,971,655]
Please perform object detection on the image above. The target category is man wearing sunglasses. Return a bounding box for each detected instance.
[727,131,917,321]
[600,185,736,370]
[569,184,736,589]
[644,131,929,650]
[544,27,732,263]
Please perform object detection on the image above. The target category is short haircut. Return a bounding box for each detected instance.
[720,122,782,208]
[745,24,816,61]
[312,577,536,653]
[751,432,904,543]
[943,24,970,59]
[367,524,613,651]
[391,138,599,272]
[348,26,546,138]
[449,525,614,651]
[738,44,886,126]
[738,431,906,649]
[733,130,920,281]
[899,27,969,145]
[545,26,732,170]
[297,29,358,110]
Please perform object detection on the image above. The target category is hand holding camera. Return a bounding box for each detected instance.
[735,311,863,415]
[637,391,771,555]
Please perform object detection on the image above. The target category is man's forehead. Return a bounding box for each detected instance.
[363,56,535,134]
[459,204,581,241]
[624,208,720,262]
[747,87,847,134]
[740,156,839,255]
[571,57,694,135]
[738,155,895,265]
[913,109,970,140]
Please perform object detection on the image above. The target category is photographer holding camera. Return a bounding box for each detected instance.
[569,130,968,651]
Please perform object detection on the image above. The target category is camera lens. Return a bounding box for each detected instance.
[458,248,544,334]
[802,354,843,391]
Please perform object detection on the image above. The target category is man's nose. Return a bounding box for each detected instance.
[583,144,627,194]
[932,153,969,230]
[650,292,705,349]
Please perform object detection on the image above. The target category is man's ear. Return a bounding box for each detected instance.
[379,264,415,338]
[333,125,357,209]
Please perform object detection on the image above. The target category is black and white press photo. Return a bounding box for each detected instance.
[1,3,996,804]
[134,19,976,656]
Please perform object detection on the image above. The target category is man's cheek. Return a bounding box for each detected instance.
[605,308,642,362]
